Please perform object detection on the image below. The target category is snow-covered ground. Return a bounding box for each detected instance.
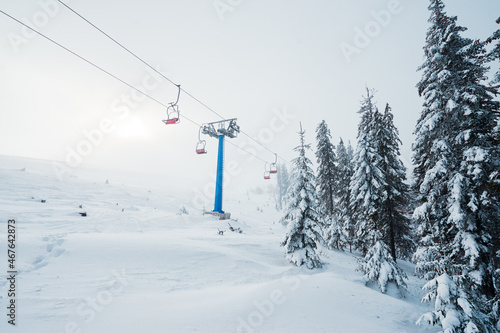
[0,155,438,333]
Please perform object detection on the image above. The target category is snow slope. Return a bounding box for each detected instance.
[0,156,438,333]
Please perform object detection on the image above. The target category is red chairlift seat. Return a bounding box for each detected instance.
[264,161,272,180]
[163,117,179,125]
[270,163,277,174]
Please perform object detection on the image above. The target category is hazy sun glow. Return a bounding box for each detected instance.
[115,117,147,137]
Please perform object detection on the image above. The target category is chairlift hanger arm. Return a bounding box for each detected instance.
[171,84,181,106]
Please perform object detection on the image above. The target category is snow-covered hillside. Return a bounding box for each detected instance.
[0,156,438,333]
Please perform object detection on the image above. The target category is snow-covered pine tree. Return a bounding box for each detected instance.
[315,120,342,249]
[358,240,407,294]
[347,141,354,162]
[486,17,500,209]
[486,16,500,332]
[350,88,386,254]
[315,120,337,218]
[413,1,500,331]
[353,103,409,294]
[494,258,500,330]
[276,163,290,210]
[376,104,413,260]
[281,123,324,269]
[417,273,494,333]
[485,16,500,84]
[337,138,355,252]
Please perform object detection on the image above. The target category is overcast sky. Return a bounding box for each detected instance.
[1,0,499,196]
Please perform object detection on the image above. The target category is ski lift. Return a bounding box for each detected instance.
[162,85,181,125]
[264,163,271,180]
[270,153,278,174]
[196,140,207,155]
[196,126,207,154]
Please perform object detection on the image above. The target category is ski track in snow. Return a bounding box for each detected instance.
[0,156,439,333]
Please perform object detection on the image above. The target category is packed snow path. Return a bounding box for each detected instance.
[0,156,437,333]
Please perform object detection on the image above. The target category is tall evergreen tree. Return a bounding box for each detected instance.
[315,120,342,249]
[276,163,290,210]
[350,88,385,254]
[281,123,324,269]
[485,15,500,331]
[337,138,355,252]
[485,16,500,84]
[486,16,500,233]
[413,1,499,331]
[376,104,413,260]
[315,120,338,218]
[351,96,409,294]
[347,141,354,162]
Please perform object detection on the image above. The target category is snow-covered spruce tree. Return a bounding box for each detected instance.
[347,141,354,163]
[486,17,500,287]
[413,1,500,331]
[315,120,337,217]
[349,88,386,254]
[281,123,324,269]
[353,103,409,294]
[490,22,500,322]
[358,240,407,294]
[336,138,355,252]
[493,258,500,330]
[485,16,500,84]
[417,273,494,333]
[376,104,413,261]
[315,120,342,249]
[276,163,290,210]
[486,17,500,210]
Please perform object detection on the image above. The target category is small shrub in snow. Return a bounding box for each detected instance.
[358,241,407,294]
[325,217,343,251]
[177,206,189,215]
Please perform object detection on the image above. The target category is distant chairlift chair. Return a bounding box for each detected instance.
[270,153,278,174]
[196,140,207,155]
[264,162,271,180]
[196,126,208,154]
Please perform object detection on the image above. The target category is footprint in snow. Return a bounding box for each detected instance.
[33,255,44,265]
[46,236,65,252]
[52,248,65,257]
[26,235,68,273]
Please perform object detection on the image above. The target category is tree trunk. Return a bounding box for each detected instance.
[388,201,396,262]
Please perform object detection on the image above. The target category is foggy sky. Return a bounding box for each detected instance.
[1,0,499,192]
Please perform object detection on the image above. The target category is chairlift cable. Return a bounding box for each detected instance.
[56,0,225,119]
[225,140,267,163]
[56,0,179,86]
[239,129,292,166]
[55,0,290,165]
[0,9,201,128]
[0,8,288,169]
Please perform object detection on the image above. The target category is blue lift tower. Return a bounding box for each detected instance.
[200,119,240,218]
